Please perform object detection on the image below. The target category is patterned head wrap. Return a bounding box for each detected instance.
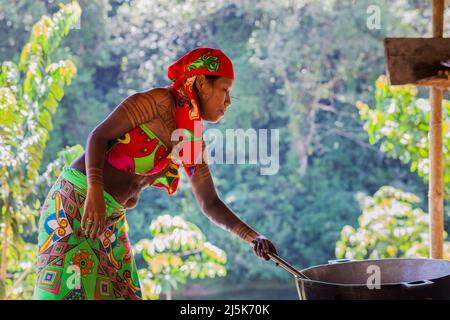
[152,47,234,195]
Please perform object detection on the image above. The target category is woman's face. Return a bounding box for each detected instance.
[195,75,234,123]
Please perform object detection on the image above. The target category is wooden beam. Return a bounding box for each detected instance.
[429,0,445,259]
[384,38,450,86]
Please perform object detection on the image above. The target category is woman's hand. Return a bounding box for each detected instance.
[81,185,106,239]
[251,235,278,261]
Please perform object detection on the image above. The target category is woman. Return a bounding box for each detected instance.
[33,47,278,300]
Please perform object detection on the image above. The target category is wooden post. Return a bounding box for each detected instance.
[432,0,444,37]
[429,0,444,259]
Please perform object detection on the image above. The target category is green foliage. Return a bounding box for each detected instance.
[357,75,450,199]
[247,1,388,176]
[0,1,80,212]
[336,186,450,260]
[43,0,120,165]
[0,240,37,300]
[0,1,81,299]
[134,215,227,300]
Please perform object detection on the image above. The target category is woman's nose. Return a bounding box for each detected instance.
[225,96,231,107]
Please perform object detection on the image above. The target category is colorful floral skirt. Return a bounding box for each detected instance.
[33,167,142,300]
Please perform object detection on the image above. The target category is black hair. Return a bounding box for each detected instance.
[205,75,221,83]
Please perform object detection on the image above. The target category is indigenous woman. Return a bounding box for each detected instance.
[33,47,278,300]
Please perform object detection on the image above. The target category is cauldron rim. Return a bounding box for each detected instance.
[298,258,450,286]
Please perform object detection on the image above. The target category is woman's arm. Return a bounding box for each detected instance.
[82,88,170,238]
[189,160,278,260]
[189,163,258,242]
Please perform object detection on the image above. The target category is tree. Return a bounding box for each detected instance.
[356,75,450,199]
[0,2,82,299]
[336,186,450,260]
[109,0,225,91]
[247,0,390,176]
[0,0,117,169]
[134,214,227,300]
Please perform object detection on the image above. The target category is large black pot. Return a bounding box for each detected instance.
[269,254,450,300]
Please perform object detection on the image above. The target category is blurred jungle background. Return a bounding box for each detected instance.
[1,0,450,300]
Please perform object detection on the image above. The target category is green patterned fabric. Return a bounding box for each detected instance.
[33,167,142,300]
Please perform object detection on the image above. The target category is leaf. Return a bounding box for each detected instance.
[37,109,52,130]
[49,84,64,101]
[43,93,58,113]
[410,161,418,172]
[19,44,31,71]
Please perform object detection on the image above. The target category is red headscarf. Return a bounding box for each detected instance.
[159,47,234,192]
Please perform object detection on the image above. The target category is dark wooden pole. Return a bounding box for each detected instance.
[429,0,444,259]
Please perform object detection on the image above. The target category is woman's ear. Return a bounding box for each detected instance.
[195,74,206,92]
[195,74,211,99]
